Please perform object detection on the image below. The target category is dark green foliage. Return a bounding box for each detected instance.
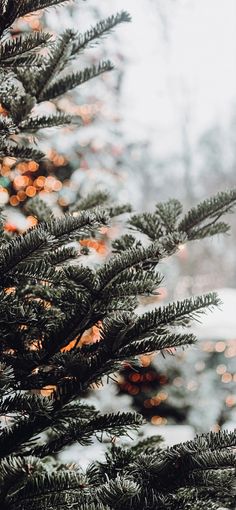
[0,32,52,66]
[0,2,236,509]
[0,2,131,161]
[86,431,236,509]
[129,193,236,242]
[0,1,74,36]
[0,189,236,509]
[71,11,132,55]
[25,195,55,222]
[39,61,114,101]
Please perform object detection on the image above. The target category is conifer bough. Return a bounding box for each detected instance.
[0,0,131,160]
[0,1,235,509]
[0,189,236,510]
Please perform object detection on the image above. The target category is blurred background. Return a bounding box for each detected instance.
[2,0,236,455]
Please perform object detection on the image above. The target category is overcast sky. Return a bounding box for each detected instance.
[109,0,236,147]
[47,0,236,153]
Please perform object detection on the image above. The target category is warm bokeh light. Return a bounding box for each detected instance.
[221,372,232,383]
[215,341,226,353]
[26,186,37,197]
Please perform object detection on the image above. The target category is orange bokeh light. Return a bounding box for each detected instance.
[28,161,39,172]
[9,195,19,206]
[26,186,36,197]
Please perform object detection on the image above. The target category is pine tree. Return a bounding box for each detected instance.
[0,2,236,509]
[1,188,236,509]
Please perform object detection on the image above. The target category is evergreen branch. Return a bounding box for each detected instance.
[7,470,91,509]
[25,196,54,223]
[0,89,36,125]
[0,228,52,279]
[0,414,49,458]
[0,1,25,37]
[0,393,53,416]
[184,221,230,241]
[0,142,44,160]
[129,212,164,240]
[0,364,15,396]
[47,246,78,266]
[41,208,109,246]
[112,234,141,253]
[108,204,132,217]
[97,477,140,508]
[20,113,74,132]
[0,115,17,137]
[11,260,66,285]
[0,292,44,344]
[31,412,143,457]
[0,51,45,68]
[131,293,220,336]
[155,199,183,233]
[0,32,51,64]
[178,189,236,236]
[64,264,96,290]
[129,199,183,240]
[71,11,132,55]
[0,455,41,505]
[37,29,77,100]
[70,191,110,212]
[39,61,114,102]
[118,333,196,357]
[100,270,163,299]
[18,0,71,17]
[97,233,184,291]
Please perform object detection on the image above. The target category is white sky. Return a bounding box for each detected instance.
[48,0,236,153]
[109,0,236,146]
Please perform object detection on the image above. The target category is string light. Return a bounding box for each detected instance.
[9,195,19,206]
[17,190,27,201]
[225,395,236,407]
[211,424,221,432]
[202,341,214,352]
[26,216,38,227]
[187,380,198,391]
[151,416,167,425]
[173,377,184,387]
[216,364,227,375]
[26,185,36,197]
[195,361,205,372]
[28,161,39,172]
[221,373,232,384]
[215,341,226,353]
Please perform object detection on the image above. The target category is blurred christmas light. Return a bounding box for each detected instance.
[9,195,19,206]
[202,341,214,352]
[17,190,27,201]
[28,161,39,172]
[221,372,232,383]
[173,377,184,387]
[151,416,168,425]
[211,424,221,432]
[216,364,227,375]
[26,185,36,197]
[225,395,236,407]
[215,341,226,353]
[26,216,38,227]
[195,361,205,372]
